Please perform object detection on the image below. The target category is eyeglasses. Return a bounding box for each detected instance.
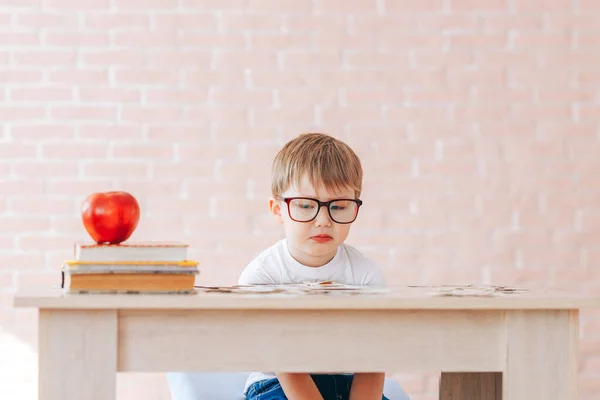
[276,196,363,224]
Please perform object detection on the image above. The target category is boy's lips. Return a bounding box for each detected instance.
[311,234,333,243]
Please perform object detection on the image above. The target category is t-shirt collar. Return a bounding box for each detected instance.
[282,238,341,278]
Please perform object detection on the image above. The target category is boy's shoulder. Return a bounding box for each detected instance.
[237,239,286,285]
[340,242,386,286]
[253,238,287,266]
[339,242,376,268]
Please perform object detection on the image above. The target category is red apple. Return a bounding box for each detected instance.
[81,191,140,244]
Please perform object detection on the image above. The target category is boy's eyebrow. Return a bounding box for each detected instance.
[291,194,353,201]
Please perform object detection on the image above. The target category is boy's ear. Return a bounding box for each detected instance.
[269,197,283,223]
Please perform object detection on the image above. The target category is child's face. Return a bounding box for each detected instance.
[269,175,357,268]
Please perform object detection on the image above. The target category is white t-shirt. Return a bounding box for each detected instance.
[237,238,386,394]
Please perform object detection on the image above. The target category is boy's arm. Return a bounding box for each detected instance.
[353,263,386,399]
[349,372,385,400]
[276,373,324,400]
[362,263,386,286]
[240,262,323,399]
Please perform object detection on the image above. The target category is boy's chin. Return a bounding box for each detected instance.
[305,239,337,251]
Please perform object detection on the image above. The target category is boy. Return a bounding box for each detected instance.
[239,133,389,400]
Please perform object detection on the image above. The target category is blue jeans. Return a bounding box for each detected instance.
[246,374,390,400]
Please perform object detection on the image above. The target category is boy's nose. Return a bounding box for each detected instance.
[314,205,332,226]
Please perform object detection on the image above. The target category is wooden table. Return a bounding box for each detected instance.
[14,287,600,400]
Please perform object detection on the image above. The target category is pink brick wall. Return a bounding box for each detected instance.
[1,0,599,398]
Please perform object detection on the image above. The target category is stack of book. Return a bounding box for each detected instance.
[61,242,199,294]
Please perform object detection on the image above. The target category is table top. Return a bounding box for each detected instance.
[13,285,600,310]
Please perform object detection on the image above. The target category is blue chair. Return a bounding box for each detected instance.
[167,372,411,400]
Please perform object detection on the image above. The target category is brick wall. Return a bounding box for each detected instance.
[1,0,599,399]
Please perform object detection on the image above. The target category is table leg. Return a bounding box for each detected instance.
[439,372,501,399]
[503,310,578,400]
[439,310,578,400]
[38,309,117,400]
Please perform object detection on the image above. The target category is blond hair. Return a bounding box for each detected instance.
[271,133,363,198]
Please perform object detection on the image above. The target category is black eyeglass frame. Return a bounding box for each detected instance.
[275,196,363,224]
